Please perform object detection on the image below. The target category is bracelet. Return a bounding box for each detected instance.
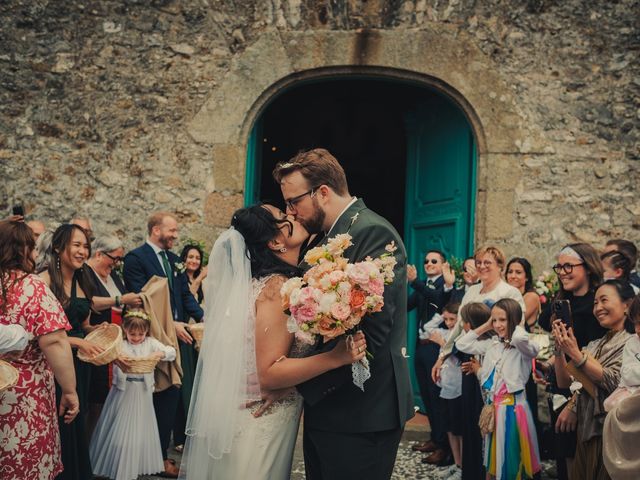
[114,296,121,308]
[575,351,588,369]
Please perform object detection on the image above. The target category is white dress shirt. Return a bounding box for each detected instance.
[0,324,31,354]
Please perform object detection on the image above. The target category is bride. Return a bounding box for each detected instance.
[178,204,366,479]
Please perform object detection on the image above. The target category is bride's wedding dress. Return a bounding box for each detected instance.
[179,270,313,479]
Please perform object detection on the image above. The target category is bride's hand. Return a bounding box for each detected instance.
[331,331,367,367]
[252,387,295,418]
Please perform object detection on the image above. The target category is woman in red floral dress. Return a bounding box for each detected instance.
[0,220,79,480]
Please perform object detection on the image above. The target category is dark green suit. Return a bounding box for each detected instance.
[297,199,414,480]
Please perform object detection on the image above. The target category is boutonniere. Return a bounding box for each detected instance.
[174,262,186,275]
[349,212,359,228]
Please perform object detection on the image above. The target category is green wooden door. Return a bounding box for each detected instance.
[404,96,477,409]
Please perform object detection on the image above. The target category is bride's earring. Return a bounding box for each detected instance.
[279,247,287,253]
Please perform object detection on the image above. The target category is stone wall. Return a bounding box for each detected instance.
[0,0,638,271]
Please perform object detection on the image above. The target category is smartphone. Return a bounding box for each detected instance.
[12,205,24,216]
[553,299,572,329]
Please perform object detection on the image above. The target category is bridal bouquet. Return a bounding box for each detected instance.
[280,233,398,390]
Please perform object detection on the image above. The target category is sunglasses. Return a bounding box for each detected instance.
[552,262,584,274]
[424,259,440,265]
[103,252,124,264]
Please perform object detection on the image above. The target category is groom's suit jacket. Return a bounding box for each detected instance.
[123,243,203,323]
[297,199,414,433]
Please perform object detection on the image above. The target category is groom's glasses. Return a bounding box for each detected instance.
[285,187,318,211]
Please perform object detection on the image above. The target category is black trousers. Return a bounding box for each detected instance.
[414,342,448,448]
[153,386,180,460]
[303,426,403,480]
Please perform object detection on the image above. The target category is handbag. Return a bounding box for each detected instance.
[478,403,495,435]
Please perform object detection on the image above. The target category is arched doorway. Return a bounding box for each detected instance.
[245,77,477,408]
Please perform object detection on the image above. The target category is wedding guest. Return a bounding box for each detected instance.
[506,257,541,328]
[41,224,103,480]
[27,219,46,240]
[457,303,492,480]
[408,250,455,463]
[451,257,479,303]
[90,310,176,480]
[423,302,463,478]
[34,229,54,272]
[432,246,525,385]
[0,220,80,480]
[601,250,639,294]
[538,243,604,480]
[70,215,94,242]
[603,238,639,288]
[173,243,207,453]
[552,280,634,480]
[603,295,640,412]
[457,298,541,480]
[123,211,204,478]
[506,256,544,441]
[85,235,142,435]
[181,244,207,305]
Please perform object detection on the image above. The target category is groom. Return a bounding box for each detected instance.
[273,148,414,479]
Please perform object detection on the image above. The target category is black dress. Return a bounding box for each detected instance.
[55,273,93,480]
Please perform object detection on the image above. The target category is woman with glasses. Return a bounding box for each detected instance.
[537,242,604,480]
[85,235,143,437]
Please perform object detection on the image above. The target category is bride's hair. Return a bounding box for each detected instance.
[231,204,300,279]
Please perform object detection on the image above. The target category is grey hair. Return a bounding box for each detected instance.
[34,230,53,273]
[92,235,123,255]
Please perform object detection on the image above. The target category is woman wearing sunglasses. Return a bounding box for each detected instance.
[85,235,143,437]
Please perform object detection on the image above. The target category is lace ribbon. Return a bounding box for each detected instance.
[352,357,371,391]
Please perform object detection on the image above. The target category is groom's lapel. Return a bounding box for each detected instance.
[325,198,367,239]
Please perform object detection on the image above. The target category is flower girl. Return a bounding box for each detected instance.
[90,309,176,480]
[456,298,541,480]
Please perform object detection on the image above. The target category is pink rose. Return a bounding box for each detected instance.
[291,302,318,324]
[349,289,366,310]
[367,277,384,296]
[331,303,351,321]
[347,263,371,286]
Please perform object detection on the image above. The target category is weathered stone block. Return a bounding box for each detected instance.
[204,192,243,227]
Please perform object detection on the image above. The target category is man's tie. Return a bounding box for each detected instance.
[159,250,174,290]
[427,278,434,288]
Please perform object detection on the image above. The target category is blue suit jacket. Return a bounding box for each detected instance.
[407,275,451,331]
[123,243,203,322]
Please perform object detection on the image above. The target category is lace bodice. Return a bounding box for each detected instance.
[247,275,314,416]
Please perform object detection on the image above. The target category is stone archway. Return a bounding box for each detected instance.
[189,28,530,244]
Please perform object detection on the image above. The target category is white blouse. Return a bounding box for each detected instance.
[456,325,538,394]
[113,336,176,392]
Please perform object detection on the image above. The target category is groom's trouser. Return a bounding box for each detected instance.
[153,386,180,460]
[303,426,403,480]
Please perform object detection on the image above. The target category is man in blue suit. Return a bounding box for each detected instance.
[123,211,203,478]
[407,250,455,465]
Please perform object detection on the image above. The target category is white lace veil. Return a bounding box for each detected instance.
[179,228,259,478]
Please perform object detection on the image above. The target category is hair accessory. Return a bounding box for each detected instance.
[124,310,150,322]
[559,246,582,260]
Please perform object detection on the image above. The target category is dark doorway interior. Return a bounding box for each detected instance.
[258,79,445,235]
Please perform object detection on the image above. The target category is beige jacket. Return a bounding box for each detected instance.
[140,275,182,392]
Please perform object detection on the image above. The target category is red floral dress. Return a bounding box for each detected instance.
[0,273,70,480]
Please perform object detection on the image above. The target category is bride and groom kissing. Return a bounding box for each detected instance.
[179,149,414,479]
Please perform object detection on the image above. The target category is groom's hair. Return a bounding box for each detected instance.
[272,148,349,196]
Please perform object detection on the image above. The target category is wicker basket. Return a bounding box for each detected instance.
[77,324,122,365]
[119,356,160,374]
[187,323,204,350]
[0,360,19,393]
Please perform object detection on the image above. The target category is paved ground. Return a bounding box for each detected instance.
[140,413,556,479]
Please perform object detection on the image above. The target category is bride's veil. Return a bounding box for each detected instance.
[179,227,259,478]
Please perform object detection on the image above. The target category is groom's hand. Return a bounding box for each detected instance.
[252,387,294,418]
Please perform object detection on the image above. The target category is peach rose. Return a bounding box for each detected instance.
[350,289,366,310]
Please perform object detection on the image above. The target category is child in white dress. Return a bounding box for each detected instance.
[90,310,176,480]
